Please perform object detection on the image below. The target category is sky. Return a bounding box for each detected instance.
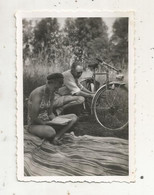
[103,18,116,37]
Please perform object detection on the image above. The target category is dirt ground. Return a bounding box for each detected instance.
[72,115,128,140]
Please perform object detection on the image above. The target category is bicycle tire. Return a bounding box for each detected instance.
[92,83,128,130]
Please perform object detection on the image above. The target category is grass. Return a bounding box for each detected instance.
[73,116,128,140]
[23,63,63,97]
[23,61,128,140]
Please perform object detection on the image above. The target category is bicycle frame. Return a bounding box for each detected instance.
[92,59,124,92]
[91,59,126,114]
[86,58,128,130]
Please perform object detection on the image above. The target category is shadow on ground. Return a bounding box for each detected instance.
[72,115,128,140]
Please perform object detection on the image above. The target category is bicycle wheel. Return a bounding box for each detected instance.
[92,83,128,130]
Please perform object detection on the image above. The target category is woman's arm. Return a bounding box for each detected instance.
[48,95,56,120]
[29,93,47,125]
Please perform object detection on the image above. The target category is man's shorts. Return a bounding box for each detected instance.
[53,94,85,108]
[53,93,65,108]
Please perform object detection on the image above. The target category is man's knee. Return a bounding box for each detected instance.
[63,95,85,106]
[77,96,85,104]
[70,114,78,123]
[64,114,78,123]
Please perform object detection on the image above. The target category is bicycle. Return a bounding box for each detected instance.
[81,58,128,131]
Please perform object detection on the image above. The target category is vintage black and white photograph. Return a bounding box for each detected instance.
[17,11,134,181]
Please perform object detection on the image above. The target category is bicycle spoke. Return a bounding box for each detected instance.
[93,84,128,130]
[99,113,122,129]
[98,91,111,107]
[108,85,121,107]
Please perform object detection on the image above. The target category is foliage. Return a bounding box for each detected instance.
[23,17,129,70]
[64,18,109,67]
[109,18,128,69]
[33,18,59,62]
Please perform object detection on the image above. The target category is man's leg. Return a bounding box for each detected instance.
[63,95,84,108]
[84,97,93,113]
[53,95,85,115]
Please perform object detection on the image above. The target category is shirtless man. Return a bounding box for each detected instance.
[27,73,78,145]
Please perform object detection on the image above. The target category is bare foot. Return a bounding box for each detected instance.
[52,138,62,145]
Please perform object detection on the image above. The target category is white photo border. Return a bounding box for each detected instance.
[16,10,135,182]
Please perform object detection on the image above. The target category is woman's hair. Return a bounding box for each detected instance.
[47,73,63,84]
[47,80,53,84]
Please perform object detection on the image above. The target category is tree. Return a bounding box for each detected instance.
[22,17,110,70]
[22,19,34,63]
[110,18,128,69]
[33,18,60,63]
[64,18,109,67]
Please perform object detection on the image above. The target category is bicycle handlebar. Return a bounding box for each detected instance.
[95,58,121,73]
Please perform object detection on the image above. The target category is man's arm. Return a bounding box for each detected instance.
[75,90,94,98]
[81,86,95,94]
[63,71,94,98]
[77,82,95,97]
